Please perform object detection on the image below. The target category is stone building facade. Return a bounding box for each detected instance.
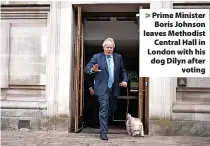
[1,1,210,136]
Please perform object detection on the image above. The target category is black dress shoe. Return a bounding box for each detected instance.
[100,134,108,140]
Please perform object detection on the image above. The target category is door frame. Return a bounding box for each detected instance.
[71,4,149,134]
[139,77,149,134]
[74,6,85,133]
[138,6,149,134]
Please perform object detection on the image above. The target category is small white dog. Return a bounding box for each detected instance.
[125,113,144,137]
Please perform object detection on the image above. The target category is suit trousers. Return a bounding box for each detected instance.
[97,87,117,135]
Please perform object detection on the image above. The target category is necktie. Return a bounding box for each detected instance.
[107,56,114,88]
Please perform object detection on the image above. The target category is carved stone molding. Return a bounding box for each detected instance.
[1,5,50,19]
[1,1,50,5]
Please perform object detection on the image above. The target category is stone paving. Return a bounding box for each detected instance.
[1,131,210,146]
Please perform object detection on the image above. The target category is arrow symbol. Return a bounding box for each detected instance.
[145,13,150,18]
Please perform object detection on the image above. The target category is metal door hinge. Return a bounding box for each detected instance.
[145,81,148,87]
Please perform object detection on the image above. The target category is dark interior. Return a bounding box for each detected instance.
[83,13,139,131]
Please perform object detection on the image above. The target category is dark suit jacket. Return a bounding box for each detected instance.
[84,52,128,96]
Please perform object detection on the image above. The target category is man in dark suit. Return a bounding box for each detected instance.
[84,73,99,128]
[84,37,128,140]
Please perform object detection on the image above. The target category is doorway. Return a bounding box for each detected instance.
[72,4,149,134]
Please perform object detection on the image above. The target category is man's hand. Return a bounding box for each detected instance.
[92,64,101,72]
[119,81,127,87]
[89,88,95,96]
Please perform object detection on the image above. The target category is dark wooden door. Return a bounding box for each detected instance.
[74,6,84,133]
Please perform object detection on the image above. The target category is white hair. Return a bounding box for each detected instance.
[102,37,115,48]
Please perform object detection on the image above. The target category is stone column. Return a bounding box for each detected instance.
[57,1,75,117]
[46,1,74,130]
[46,1,60,117]
[148,1,175,120]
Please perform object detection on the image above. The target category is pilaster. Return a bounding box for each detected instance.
[57,1,74,116]
[148,1,175,120]
[46,1,60,117]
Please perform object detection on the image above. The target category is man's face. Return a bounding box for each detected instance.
[103,41,114,56]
